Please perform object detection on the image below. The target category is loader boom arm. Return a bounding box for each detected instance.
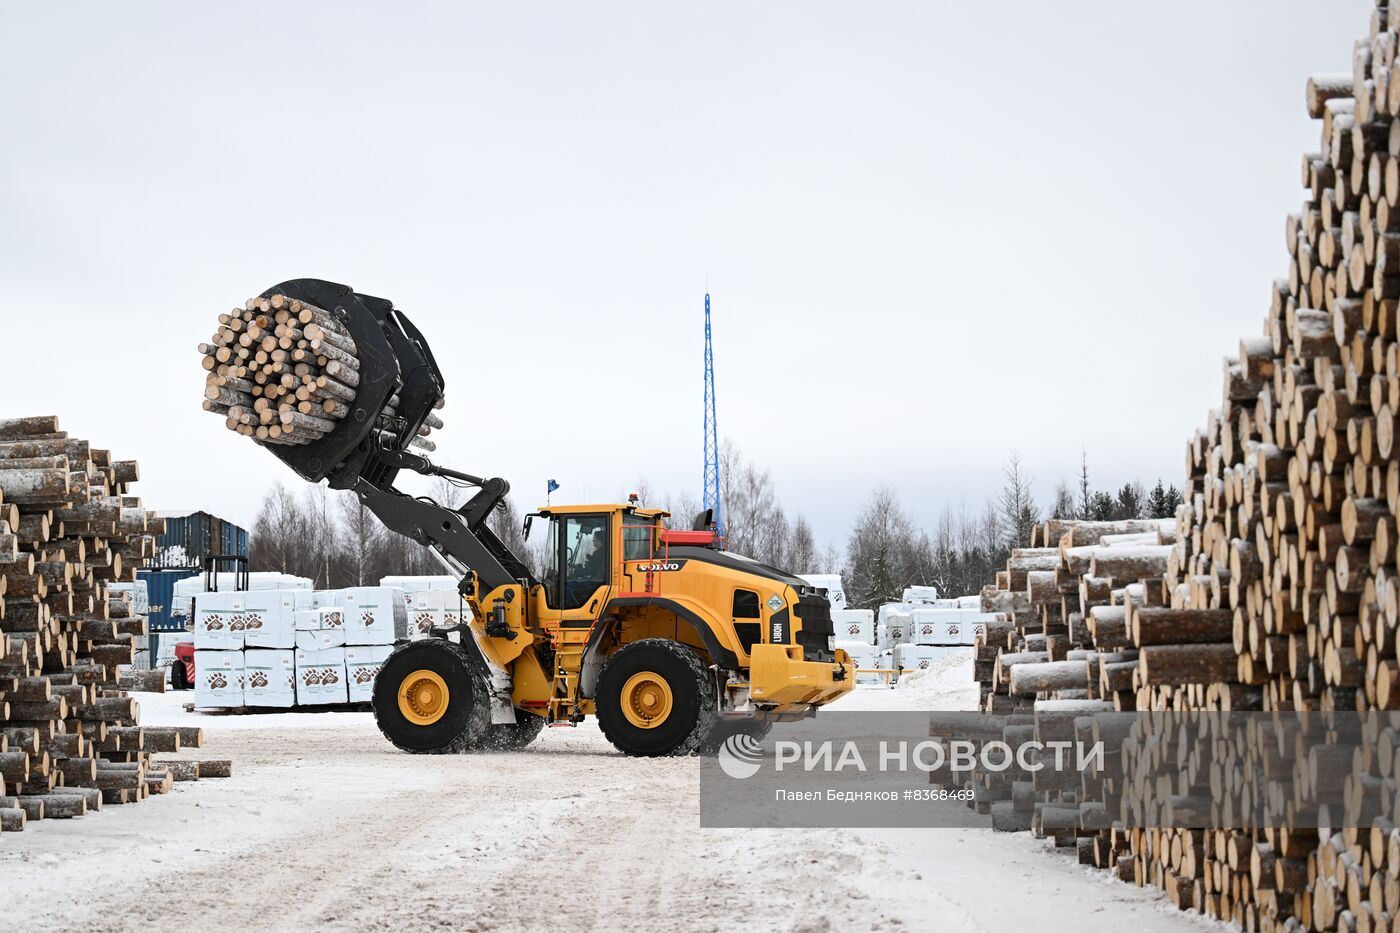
[351,465,534,593]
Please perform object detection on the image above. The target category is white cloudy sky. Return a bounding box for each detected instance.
[0,1,1371,550]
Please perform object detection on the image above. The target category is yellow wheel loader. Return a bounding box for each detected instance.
[238,278,853,757]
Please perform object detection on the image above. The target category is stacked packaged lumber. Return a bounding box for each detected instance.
[0,415,216,835]
[196,292,443,450]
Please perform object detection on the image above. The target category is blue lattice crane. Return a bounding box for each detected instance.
[702,291,721,533]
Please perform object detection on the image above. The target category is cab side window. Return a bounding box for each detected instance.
[623,516,656,561]
[562,515,608,610]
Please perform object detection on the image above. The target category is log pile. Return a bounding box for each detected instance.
[196,292,443,450]
[0,415,218,836]
[958,6,1400,925]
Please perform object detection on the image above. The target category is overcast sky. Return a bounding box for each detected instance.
[0,1,1372,553]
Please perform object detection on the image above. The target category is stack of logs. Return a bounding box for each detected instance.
[0,415,223,836]
[970,518,1361,928]
[197,292,443,450]
[961,6,1400,926]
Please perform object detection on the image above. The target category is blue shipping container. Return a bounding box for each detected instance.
[153,511,248,568]
[139,568,199,633]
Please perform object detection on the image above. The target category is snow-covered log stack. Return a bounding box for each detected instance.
[959,7,1400,925]
[0,415,215,836]
[196,292,443,450]
[967,520,1181,842]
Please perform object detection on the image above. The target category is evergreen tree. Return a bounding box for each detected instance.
[1114,481,1146,520]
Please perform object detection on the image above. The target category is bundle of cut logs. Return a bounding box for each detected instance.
[197,292,443,450]
[957,4,1400,927]
[0,415,223,836]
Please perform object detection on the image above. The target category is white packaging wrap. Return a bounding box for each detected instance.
[243,649,297,707]
[193,592,245,650]
[404,589,446,640]
[241,590,298,649]
[339,587,408,645]
[831,608,875,644]
[295,647,348,705]
[834,638,880,685]
[193,649,244,707]
[378,575,459,593]
[894,643,969,672]
[295,606,346,631]
[797,573,847,610]
[295,628,347,650]
[345,645,393,702]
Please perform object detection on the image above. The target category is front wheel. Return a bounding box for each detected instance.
[595,639,718,757]
[372,639,491,754]
[170,660,191,691]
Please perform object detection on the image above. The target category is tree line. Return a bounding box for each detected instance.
[245,477,535,589]
[841,452,1183,610]
[242,444,1181,608]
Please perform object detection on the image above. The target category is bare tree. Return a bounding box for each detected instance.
[304,483,336,588]
[1078,448,1092,520]
[432,475,467,510]
[338,491,384,586]
[248,482,312,578]
[998,452,1039,550]
[488,497,537,577]
[787,514,817,572]
[720,441,791,566]
[1050,478,1076,520]
[843,487,924,609]
[666,489,703,530]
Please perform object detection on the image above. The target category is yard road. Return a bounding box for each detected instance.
[0,673,1214,933]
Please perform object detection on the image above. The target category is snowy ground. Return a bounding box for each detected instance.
[0,658,1221,933]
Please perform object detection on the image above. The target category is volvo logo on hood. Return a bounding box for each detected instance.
[634,560,688,573]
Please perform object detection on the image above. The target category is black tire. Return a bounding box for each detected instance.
[696,717,774,756]
[595,639,718,757]
[372,639,491,754]
[478,712,547,751]
[170,661,190,691]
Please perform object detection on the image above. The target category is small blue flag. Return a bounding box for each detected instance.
[547,479,559,494]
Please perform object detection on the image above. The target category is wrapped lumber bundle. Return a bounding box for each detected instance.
[196,292,443,450]
[960,4,1400,917]
[0,415,217,837]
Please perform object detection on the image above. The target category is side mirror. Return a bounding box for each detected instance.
[522,515,534,540]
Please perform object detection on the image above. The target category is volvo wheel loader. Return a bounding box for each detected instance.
[235,278,853,757]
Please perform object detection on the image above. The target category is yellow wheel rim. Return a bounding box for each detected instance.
[620,671,673,729]
[397,669,449,726]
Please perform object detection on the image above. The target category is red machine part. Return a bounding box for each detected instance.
[659,529,717,547]
[172,642,196,689]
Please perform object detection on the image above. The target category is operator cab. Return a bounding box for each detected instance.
[531,503,669,614]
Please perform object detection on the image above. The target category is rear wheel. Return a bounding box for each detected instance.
[596,639,718,757]
[170,660,190,691]
[479,712,546,751]
[372,639,491,754]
